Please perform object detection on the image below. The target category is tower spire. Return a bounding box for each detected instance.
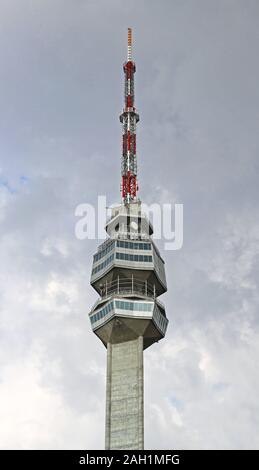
[120,28,139,204]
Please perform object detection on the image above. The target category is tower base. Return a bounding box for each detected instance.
[105,336,144,450]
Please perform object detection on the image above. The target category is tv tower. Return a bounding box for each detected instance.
[89,29,168,450]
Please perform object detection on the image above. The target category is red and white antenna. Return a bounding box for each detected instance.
[120,28,139,204]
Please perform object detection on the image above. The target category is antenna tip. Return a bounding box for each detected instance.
[127,28,132,60]
[128,28,132,46]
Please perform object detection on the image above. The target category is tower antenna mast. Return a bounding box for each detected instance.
[120,28,139,204]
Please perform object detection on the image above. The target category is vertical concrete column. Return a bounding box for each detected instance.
[105,337,144,450]
[105,342,112,450]
[138,335,144,449]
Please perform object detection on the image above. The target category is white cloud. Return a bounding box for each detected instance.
[0,349,104,449]
[41,238,69,258]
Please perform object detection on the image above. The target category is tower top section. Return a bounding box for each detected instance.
[120,28,139,205]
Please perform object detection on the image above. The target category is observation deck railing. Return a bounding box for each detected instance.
[91,277,165,312]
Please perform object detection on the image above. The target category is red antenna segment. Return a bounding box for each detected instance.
[120,28,139,204]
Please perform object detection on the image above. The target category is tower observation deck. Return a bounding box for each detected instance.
[89,29,168,450]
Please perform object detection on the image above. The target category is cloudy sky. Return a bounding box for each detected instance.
[0,0,259,450]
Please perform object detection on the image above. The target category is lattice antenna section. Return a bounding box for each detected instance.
[120,28,139,204]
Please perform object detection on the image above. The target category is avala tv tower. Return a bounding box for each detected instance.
[89,29,168,450]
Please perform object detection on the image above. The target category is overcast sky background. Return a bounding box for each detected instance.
[0,0,259,449]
